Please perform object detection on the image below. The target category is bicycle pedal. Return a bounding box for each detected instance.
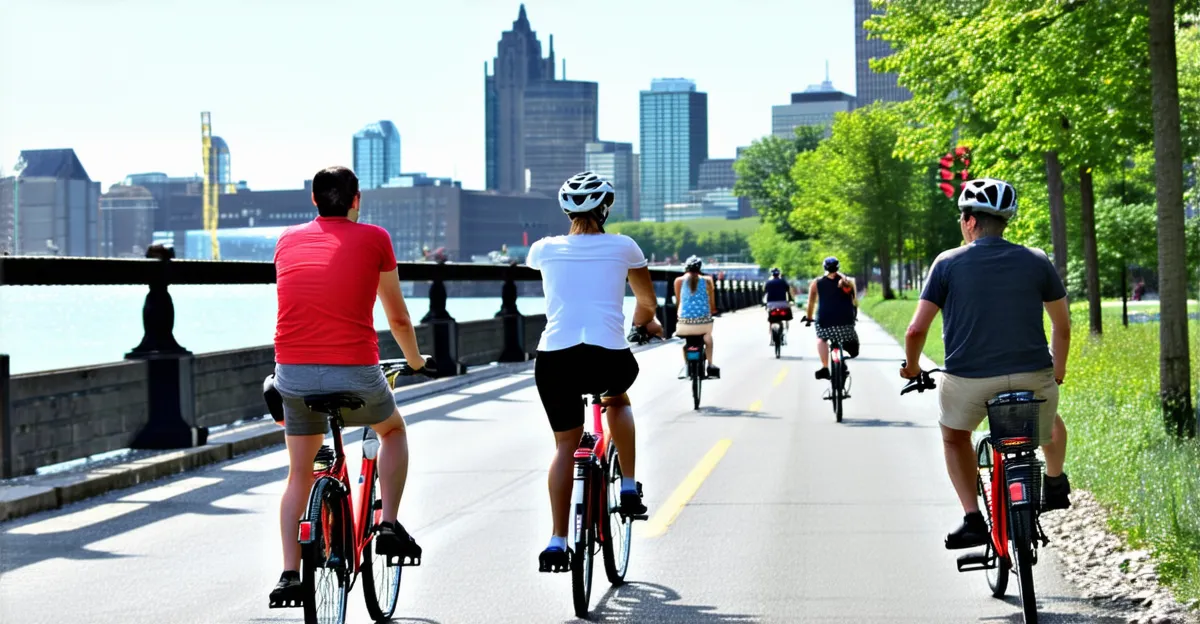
[626,513,649,521]
[955,551,994,573]
[539,561,570,573]
[268,597,303,609]
[386,553,421,567]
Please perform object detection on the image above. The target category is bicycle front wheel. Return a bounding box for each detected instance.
[302,477,351,624]
[361,447,402,621]
[602,445,632,584]
[571,473,596,618]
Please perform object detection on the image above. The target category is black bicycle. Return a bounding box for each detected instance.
[802,317,850,422]
[902,367,1049,624]
[768,307,790,359]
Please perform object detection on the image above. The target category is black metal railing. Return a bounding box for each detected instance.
[0,253,764,465]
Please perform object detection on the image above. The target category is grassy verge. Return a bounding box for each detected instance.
[860,294,1200,603]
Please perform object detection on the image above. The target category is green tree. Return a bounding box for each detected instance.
[734,126,825,239]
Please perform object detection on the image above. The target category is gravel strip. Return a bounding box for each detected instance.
[1043,490,1199,624]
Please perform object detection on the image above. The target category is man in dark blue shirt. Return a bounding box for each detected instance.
[901,178,1072,550]
[764,267,794,344]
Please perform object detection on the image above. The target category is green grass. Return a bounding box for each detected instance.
[861,293,1200,602]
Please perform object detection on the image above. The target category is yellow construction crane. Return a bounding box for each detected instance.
[200,111,221,260]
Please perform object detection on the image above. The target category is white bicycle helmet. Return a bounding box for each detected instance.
[559,171,615,223]
[958,178,1018,220]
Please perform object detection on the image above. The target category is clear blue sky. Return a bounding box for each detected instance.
[0,0,854,191]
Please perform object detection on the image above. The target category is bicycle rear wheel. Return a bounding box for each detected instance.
[830,356,843,423]
[976,438,1009,597]
[602,445,632,584]
[302,477,351,624]
[361,445,402,621]
[571,472,596,618]
[1012,536,1038,623]
[772,325,781,359]
[691,364,702,411]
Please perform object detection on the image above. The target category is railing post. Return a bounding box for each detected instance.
[735,280,745,309]
[661,274,677,338]
[421,266,462,376]
[716,278,728,313]
[125,244,206,450]
[0,354,11,479]
[496,268,527,363]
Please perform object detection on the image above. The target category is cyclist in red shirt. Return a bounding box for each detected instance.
[267,166,429,604]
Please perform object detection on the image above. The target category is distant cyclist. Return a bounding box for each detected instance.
[805,256,859,379]
[674,256,720,378]
[901,178,1071,550]
[267,166,427,604]
[526,172,662,572]
[764,267,794,345]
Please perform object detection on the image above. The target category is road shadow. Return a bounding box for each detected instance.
[840,418,932,429]
[694,406,781,419]
[576,582,760,623]
[977,594,1129,623]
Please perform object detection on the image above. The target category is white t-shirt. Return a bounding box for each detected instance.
[526,233,648,352]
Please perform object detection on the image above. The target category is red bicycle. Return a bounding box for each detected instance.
[902,367,1049,624]
[568,392,648,618]
[265,359,431,624]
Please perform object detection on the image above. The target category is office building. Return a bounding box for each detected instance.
[485,5,599,193]
[697,158,751,218]
[585,142,638,222]
[698,158,736,191]
[384,173,461,188]
[855,0,911,105]
[359,185,565,262]
[209,136,235,193]
[122,173,203,232]
[100,184,158,257]
[639,78,708,222]
[0,149,100,256]
[772,85,856,138]
[353,121,402,190]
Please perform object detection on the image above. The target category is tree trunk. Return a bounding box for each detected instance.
[1044,152,1070,286]
[1149,0,1195,438]
[1121,265,1129,328]
[895,224,905,298]
[879,238,894,300]
[1079,167,1103,335]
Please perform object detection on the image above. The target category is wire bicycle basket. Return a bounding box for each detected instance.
[985,391,1044,453]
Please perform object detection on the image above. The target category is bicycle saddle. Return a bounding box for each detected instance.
[303,393,366,414]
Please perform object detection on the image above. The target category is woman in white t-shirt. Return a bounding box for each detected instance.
[525,171,662,573]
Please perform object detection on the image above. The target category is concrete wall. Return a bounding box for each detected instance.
[8,361,149,476]
[193,346,276,429]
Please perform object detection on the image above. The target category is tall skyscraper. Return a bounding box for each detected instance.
[854,0,911,106]
[639,78,708,222]
[353,121,402,191]
[485,5,598,194]
[584,142,638,222]
[0,149,99,256]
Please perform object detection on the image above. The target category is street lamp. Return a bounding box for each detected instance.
[11,156,26,255]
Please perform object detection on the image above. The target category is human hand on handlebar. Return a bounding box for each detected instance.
[799,316,813,327]
[627,323,663,345]
[392,356,438,378]
[899,359,922,380]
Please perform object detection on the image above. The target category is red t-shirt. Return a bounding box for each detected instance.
[274,217,398,365]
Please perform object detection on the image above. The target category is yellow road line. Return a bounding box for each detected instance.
[772,367,790,386]
[749,399,763,412]
[640,439,733,538]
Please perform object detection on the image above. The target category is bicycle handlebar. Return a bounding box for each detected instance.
[381,356,439,379]
[799,315,814,327]
[627,325,664,346]
[899,362,943,395]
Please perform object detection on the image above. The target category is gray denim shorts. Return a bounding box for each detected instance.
[273,364,397,436]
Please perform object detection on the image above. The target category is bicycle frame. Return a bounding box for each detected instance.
[299,420,379,581]
[986,444,1042,561]
[572,398,610,545]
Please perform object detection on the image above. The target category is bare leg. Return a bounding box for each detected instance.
[817,338,830,368]
[604,399,636,480]
[941,425,980,514]
[1041,414,1068,477]
[280,433,324,571]
[703,332,714,366]
[550,427,584,537]
[370,408,409,523]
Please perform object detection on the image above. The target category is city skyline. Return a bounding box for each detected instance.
[0,1,855,192]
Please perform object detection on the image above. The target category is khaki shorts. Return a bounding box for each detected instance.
[938,368,1058,444]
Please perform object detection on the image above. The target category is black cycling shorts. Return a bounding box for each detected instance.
[534,344,640,432]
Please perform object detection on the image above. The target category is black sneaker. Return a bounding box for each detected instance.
[538,546,571,573]
[268,570,302,608]
[945,511,989,550]
[373,521,422,565]
[1043,473,1072,511]
[815,367,831,380]
[706,364,721,379]
[619,483,648,517]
